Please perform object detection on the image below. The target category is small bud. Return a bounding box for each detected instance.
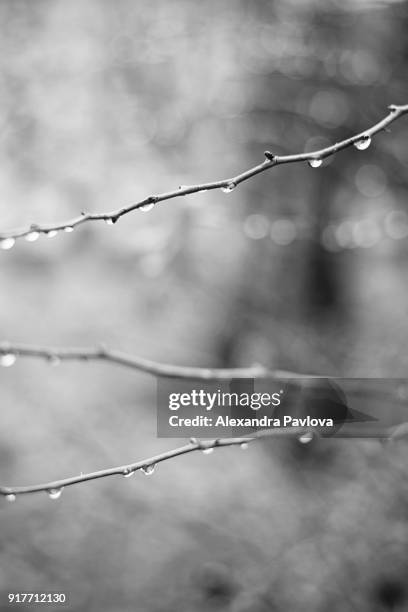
[264,151,276,161]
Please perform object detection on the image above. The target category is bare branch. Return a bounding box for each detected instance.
[0,104,407,248]
[0,425,391,499]
[0,436,257,498]
[2,340,404,418]
[0,341,300,379]
[0,342,398,499]
[1,103,405,502]
[0,342,404,399]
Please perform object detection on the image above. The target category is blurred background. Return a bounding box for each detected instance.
[1,0,408,610]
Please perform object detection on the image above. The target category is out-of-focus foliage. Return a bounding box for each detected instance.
[1,0,408,610]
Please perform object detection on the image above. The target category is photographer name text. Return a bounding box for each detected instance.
[168,415,334,428]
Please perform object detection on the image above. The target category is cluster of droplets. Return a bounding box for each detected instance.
[191,438,249,452]
[307,135,372,168]
[0,226,77,251]
[3,488,63,503]
[0,351,66,368]
[26,226,74,242]
[123,463,157,477]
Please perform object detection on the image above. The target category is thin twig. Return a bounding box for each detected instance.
[0,104,407,245]
[0,426,392,498]
[1,342,405,402]
[0,341,300,379]
[0,435,260,497]
[0,344,397,499]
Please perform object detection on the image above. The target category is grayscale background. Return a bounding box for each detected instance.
[1,1,408,610]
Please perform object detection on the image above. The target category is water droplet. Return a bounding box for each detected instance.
[139,202,155,212]
[0,353,17,367]
[105,218,115,225]
[64,226,74,233]
[299,432,314,444]
[46,230,58,238]
[240,442,249,450]
[25,231,40,242]
[123,468,135,478]
[47,488,63,500]
[354,136,371,150]
[5,493,16,503]
[189,437,198,444]
[202,447,214,455]
[141,464,156,476]
[308,158,322,168]
[0,237,16,250]
[221,182,236,193]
